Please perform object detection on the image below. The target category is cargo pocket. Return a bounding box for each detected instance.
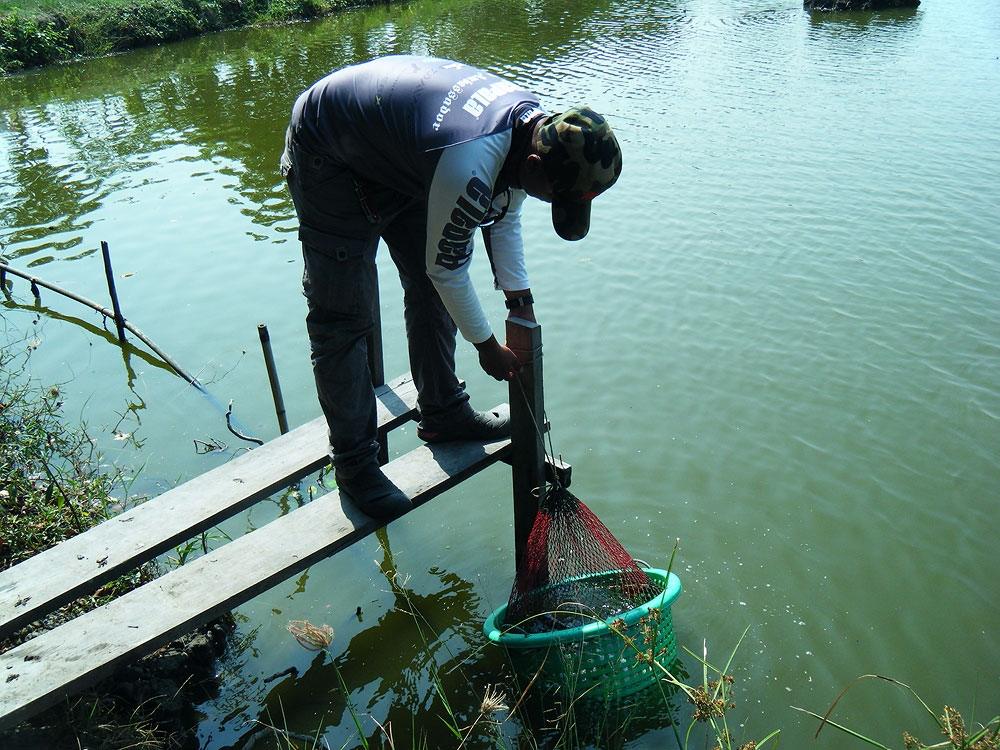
[301,231,376,321]
[298,223,374,261]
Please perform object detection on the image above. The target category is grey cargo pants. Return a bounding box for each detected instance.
[281,129,469,473]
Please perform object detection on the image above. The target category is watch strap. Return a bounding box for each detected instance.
[504,293,534,310]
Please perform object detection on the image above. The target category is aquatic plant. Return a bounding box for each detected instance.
[793,674,1000,750]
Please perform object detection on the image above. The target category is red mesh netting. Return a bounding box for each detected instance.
[504,485,662,633]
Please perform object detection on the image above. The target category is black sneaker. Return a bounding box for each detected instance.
[417,404,511,443]
[335,464,411,521]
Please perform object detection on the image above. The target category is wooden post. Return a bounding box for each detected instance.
[368,278,388,465]
[100,241,127,343]
[507,317,545,573]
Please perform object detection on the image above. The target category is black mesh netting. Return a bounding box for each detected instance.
[504,485,663,634]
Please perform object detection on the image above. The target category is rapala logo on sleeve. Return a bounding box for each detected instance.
[435,177,492,270]
[461,80,520,118]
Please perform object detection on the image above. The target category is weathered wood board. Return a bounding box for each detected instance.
[0,433,512,729]
[0,374,419,640]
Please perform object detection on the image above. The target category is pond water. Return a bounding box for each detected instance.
[2,0,999,746]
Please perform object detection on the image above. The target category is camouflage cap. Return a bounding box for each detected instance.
[534,106,623,241]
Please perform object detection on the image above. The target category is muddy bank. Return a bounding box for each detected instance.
[1,615,235,750]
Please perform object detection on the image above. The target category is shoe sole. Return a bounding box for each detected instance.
[416,428,511,444]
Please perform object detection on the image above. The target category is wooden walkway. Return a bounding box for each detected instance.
[0,433,510,728]
[0,319,557,732]
[0,372,419,642]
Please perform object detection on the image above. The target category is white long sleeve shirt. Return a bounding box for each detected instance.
[425,131,530,344]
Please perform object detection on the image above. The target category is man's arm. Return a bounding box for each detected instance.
[482,189,535,324]
[425,134,522,380]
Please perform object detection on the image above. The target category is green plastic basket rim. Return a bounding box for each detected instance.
[483,568,682,648]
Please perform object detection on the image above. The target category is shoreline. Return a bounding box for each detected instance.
[1,0,398,74]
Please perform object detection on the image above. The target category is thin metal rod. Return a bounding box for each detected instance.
[367,277,388,465]
[0,260,204,391]
[100,241,127,343]
[257,323,289,435]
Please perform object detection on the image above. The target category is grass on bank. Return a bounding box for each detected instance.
[0,0,389,73]
[0,340,173,747]
[0,340,145,580]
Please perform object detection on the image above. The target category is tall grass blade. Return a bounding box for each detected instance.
[791,706,893,749]
[810,674,943,739]
[757,728,781,747]
[966,718,1000,745]
[333,665,369,750]
[712,625,750,703]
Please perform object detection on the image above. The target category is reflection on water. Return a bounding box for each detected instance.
[806,5,920,34]
[805,5,921,59]
[0,0,616,267]
[212,530,688,749]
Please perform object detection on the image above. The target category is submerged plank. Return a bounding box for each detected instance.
[0,374,419,641]
[0,433,511,730]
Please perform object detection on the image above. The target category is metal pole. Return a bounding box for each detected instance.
[257,323,289,435]
[100,241,127,343]
[507,317,545,574]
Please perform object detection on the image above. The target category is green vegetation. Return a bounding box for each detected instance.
[0,340,173,748]
[0,0,393,73]
[794,675,999,750]
[268,546,996,749]
[0,341,144,585]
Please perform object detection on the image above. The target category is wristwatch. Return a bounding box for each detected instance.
[504,293,534,310]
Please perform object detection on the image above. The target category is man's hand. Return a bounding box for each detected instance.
[474,336,521,381]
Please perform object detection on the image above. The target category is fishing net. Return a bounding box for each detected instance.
[504,483,663,634]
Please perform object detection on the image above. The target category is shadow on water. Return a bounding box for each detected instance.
[211,528,687,749]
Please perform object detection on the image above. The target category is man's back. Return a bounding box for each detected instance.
[290,55,539,196]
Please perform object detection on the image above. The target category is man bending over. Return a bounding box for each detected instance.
[281,55,622,520]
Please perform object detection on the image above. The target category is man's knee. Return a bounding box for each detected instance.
[305,300,374,347]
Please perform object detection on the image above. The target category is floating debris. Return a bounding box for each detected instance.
[287,619,333,651]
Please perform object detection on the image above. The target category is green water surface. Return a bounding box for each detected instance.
[2,0,999,746]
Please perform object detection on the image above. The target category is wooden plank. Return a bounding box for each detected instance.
[0,432,511,730]
[0,374,419,641]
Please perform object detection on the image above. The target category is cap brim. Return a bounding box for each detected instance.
[551,199,591,242]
